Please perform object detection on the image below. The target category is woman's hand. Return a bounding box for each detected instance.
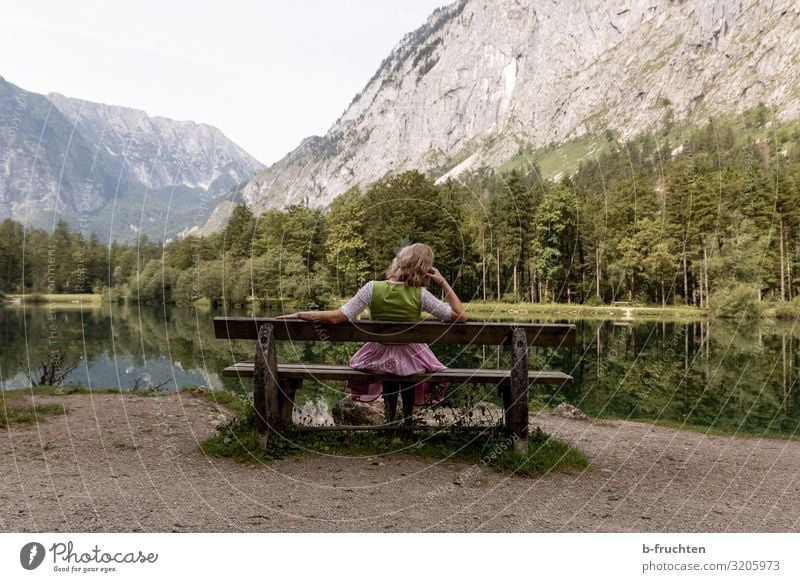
[429,267,467,322]
[428,267,446,286]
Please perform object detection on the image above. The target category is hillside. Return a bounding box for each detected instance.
[211,0,800,227]
[0,76,263,241]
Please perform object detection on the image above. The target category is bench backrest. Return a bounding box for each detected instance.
[214,317,576,347]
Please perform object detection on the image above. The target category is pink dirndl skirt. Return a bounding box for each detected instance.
[346,342,448,406]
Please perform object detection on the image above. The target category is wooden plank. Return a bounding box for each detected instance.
[214,317,576,347]
[253,323,278,435]
[222,363,573,385]
[291,424,489,433]
[506,327,530,453]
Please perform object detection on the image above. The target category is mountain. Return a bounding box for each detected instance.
[214,0,800,226]
[0,76,263,241]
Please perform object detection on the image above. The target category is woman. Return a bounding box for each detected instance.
[278,243,466,421]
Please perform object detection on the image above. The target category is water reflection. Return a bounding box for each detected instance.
[1,305,798,437]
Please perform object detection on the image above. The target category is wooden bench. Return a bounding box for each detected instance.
[214,317,576,452]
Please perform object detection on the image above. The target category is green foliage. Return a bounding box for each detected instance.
[325,187,370,296]
[223,204,256,259]
[710,283,761,319]
[129,259,179,305]
[584,294,605,306]
[774,297,800,320]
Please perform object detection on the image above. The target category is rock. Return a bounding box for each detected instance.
[331,397,385,426]
[416,402,502,427]
[0,77,263,237]
[207,0,800,224]
[294,399,336,426]
[212,413,229,428]
[552,402,589,420]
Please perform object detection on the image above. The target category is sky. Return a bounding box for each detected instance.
[0,0,448,165]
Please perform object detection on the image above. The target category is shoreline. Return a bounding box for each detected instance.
[5,294,798,322]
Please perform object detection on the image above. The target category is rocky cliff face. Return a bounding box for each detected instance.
[225,0,800,223]
[0,76,263,238]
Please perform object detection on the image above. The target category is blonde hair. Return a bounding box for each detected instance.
[386,243,434,287]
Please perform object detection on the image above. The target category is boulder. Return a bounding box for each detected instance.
[331,397,385,426]
[552,402,589,420]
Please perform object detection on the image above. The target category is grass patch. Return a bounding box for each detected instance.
[497,134,614,180]
[463,300,708,321]
[181,387,246,411]
[0,394,67,428]
[7,293,103,306]
[200,408,588,477]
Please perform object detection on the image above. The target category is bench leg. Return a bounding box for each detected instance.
[254,323,281,442]
[506,327,529,454]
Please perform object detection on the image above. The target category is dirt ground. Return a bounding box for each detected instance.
[2,392,799,532]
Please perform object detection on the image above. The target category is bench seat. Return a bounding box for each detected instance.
[214,317,576,450]
[222,363,572,385]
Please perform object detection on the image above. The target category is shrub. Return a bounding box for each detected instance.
[584,295,605,307]
[774,297,800,320]
[129,260,179,305]
[710,283,760,319]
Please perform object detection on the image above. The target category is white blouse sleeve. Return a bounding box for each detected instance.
[421,287,453,322]
[340,281,373,321]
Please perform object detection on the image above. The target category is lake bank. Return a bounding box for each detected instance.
[6,294,799,323]
[462,300,708,321]
[5,293,103,307]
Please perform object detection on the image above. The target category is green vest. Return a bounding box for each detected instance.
[370,281,421,321]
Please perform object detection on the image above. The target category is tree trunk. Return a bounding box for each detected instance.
[698,270,704,309]
[595,246,601,300]
[703,242,710,309]
[683,253,689,306]
[529,262,535,303]
[779,217,786,302]
[496,247,501,301]
[481,230,487,302]
[513,264,518,300]
[783,333,789,403]
[788,241,793,301]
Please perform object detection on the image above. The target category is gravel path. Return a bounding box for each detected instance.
[2,392,799,532]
